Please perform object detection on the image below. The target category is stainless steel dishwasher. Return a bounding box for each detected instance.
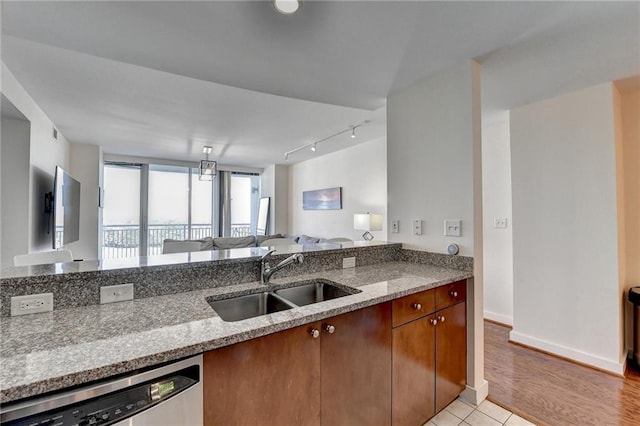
[0,355,203,426]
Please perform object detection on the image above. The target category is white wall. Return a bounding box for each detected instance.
[482,113,514,326]
[288,137,387,240]
[387,60,487,403]
[1,63,71,255]
[387,62,478,256]
[260,164,289,235]
[68,143,103,261]
[510,83,624,373]
[1,116,31,268]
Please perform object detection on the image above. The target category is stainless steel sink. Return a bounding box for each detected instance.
[274,279,360,307]
[207,292,293,322]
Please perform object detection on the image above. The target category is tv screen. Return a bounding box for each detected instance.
[53,166,81,249]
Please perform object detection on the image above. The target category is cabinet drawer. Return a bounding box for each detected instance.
[392,289,435,327]
[435,280,466,311]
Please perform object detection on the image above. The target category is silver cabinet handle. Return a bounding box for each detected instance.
[310,329,320,339]
[412,303,422,310]
[450,291,458,297]
[438,315,446,323]
[430,318,438,326]
[325,324,336,334]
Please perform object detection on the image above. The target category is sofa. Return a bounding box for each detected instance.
[162,234,331,254]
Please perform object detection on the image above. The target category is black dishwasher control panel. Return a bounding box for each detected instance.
[1,365,198,426]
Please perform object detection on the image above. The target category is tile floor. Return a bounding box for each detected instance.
[424,399,537,426]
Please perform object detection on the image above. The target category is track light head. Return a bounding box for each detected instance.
[351,127,356,138]
[274,0,300,15]
[310,143,317,152]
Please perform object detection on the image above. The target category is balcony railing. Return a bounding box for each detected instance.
[101,223,252,260]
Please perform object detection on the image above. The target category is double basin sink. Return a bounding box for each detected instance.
[207,279,360,322]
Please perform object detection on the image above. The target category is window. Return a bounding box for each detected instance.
[102,162,258,259]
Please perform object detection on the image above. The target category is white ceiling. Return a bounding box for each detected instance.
[1,1,638,167]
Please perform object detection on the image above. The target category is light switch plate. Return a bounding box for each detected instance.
[494,218,508,229]
[100,283,134,304]
[444,220,462,237]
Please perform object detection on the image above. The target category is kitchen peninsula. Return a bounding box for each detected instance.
[1,242,474,425]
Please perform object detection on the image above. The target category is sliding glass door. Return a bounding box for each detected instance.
[102,162,255,259]
[147,165,190,255]
[102,164,142,259]
[230,174,260,236]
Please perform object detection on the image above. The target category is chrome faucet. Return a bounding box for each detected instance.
[260,249,304,284]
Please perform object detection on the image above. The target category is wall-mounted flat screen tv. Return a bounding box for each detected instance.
[53,166,81,249]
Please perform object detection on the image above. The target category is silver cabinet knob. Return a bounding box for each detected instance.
[430,318,438,326]
[325,324,336,334]
[412,303,422,310]
[310,329,320,339]
[450,291,458,297]
[438,315,446,323]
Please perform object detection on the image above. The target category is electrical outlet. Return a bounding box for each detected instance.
[342,257,356,269]
[391,220,399,233]
[413,220,422,235]
[100,283,134,304]
[11,293,54,316]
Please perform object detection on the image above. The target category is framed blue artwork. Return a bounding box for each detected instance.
[303,187,342,210]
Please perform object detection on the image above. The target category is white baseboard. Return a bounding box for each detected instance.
[509,330,625,375]
[460,380,489,406]
[483,310,513,326]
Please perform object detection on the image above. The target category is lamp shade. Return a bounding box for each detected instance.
[199,160,217,181]
[353,213,383,232]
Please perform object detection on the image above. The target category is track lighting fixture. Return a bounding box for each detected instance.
[284,120,371,161]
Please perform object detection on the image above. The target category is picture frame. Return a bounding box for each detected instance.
[303,187,342,210]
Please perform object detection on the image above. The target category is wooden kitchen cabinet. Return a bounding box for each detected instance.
[203,303,392,426]
[392,314,436,425]
[391,280,467,425]
[435,301,467,412]
[203,322,322,426]
[321,302,392,426]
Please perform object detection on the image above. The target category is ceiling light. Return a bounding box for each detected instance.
[274,0,300,15]
[199,146,216,181]
[351,127,356,138]
[310,143,317,152]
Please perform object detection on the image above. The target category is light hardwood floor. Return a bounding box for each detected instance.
[484,321,640,426]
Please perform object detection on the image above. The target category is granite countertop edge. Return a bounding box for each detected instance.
[0,261,471,404]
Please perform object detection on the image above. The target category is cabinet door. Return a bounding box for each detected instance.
[203,322,321,426]
[321,303,392,426]
[435,302,467,412]
[392,315,436,426]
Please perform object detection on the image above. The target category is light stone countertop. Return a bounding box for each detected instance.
[0,260,472,404]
